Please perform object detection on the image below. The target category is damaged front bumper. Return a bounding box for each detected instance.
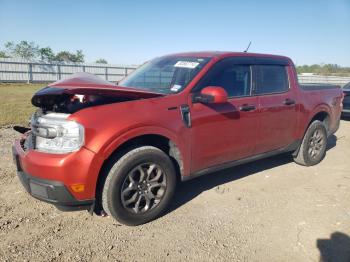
[12,131,96,212]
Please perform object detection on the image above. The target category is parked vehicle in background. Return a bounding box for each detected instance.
[342,82,350,117]
[12,52,343,225]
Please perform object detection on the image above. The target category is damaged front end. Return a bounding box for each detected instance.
[30,86,141,114]
[14,73,164,151]
[30,72,164,114]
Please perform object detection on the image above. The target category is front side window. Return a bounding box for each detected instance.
[194,60,252,97]
[119,56,210,94]
[254,65,289,95]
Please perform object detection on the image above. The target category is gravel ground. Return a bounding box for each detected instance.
[0,121,349,262]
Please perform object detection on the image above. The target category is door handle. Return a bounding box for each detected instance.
[283,98,295,105]
[239,104,256,112]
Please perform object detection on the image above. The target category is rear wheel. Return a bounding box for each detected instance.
[102,146,176,226]
[293,120,327,166]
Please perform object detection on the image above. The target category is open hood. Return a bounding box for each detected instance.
[31,73,164,113]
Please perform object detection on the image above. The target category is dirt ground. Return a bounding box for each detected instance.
[0,121,349,262]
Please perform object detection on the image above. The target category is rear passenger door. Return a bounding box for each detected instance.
[253,65,297,154]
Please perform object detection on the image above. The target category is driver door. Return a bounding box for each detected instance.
[189,58,259,173]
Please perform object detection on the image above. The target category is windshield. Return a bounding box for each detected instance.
[119,56,210,94]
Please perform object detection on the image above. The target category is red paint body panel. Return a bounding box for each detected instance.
[14,137,103,200]
[13,52,343,202]
[190,96,259,172]
[256,92,298,153]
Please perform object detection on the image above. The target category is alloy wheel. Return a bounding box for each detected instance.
[120,163,167,214]
[308,129,324,159]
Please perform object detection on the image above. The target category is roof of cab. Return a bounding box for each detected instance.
[165,51,293,64]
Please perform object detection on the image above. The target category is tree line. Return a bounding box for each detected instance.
[296,64,350,76]
[0,41,349,75]
[0,41,108,64]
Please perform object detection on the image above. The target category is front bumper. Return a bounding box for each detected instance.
[12,134,97,211]
[15,168,93,211]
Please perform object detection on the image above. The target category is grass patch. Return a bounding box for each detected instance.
[0,83,47,127]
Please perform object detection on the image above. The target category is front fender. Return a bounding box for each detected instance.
[98,126,190,177]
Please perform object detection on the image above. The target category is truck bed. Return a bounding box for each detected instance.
[300,83,341,91]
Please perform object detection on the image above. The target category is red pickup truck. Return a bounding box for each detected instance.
[13,52,343,225]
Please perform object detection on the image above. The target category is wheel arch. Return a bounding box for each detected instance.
[93,129,186,213]
[293,109,330,157]
[308,110,331,134]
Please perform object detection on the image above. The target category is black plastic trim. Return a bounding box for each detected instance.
[180,104,191,128]
[13,126,31,134]
[217,56,290,66]
[12,146,93,211]
[16,170,94,209]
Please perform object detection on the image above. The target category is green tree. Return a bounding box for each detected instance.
[0,50,10,58]
[4,41,15,53]
[74,50,84,63]
[55,50,84,63]
[54,51,71,62]
[39,47,55,62]
[95,58,108,64]
[296,64,350,76]
[5,41,39,60]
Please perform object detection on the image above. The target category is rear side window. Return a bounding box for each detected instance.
[254,65,289,95]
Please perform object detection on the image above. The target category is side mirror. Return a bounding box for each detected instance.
[193,86,228,104]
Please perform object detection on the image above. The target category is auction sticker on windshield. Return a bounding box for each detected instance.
[174,61,199,69]
[170,84,182,92]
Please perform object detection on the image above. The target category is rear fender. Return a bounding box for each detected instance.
[301,103,332,139]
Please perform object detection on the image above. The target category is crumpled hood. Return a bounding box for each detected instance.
[31,72,164,112]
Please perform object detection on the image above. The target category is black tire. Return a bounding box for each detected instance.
[293,120,327,166]
[102,146,176,226]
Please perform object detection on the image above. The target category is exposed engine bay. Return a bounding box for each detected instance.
[30,74,164,114]
[14,73,164,135]
[31,87,138,114]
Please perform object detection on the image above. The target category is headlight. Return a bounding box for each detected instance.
[32,113,84,154]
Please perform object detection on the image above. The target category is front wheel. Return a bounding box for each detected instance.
[293,120,327,166]
[102,146,176,226]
